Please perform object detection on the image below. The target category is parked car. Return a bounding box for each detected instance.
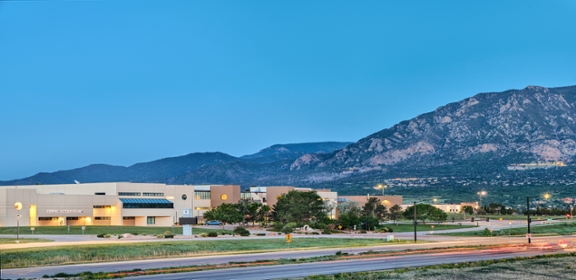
[205,220,223,226]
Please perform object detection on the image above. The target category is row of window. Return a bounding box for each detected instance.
[93,205,111,208]
[118,192,165,196]
[143,192,164,196]
[194,191,210,200]
[95,216,111,220]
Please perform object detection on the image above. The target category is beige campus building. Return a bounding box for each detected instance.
[0,182,240,227]
[246,186,338,219]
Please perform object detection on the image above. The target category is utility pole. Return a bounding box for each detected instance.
[527,196,531,244]
[413,201,417,243]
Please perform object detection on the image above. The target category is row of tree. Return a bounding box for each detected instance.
[204,190,450,230]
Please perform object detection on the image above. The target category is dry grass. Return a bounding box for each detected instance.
[301,255,576,279]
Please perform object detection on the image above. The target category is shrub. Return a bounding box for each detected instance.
[117,235,123,239]
[314,223,328,230]
[322,229,332,235]
[272,222,284,231]
[164,234,174,238]
[311,232,320,235]
[142,233,147,236]
[360,230,367,234]
[165,231,173,235]
[256,233,266,236]
[156,234,165,239]
[96,234,106,238]
[281,226,294,234]
[131,233,139,236]
[335,251,342,256]
[199,232,208,237]
[286,222,297,229]
[233,226,250,236]
[483,228,492,236]
[208,232,218,237]
[104,234,111,238]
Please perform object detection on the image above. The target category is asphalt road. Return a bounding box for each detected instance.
[3,235,575,279]
[126,248,576,280]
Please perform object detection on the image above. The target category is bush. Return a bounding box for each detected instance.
[314,223,328,230]
[156,234,165,239]
[117,235,123,239]
[281,226,294,234]
[322,229,332,235]
[483,228,492,236]
[335,250,342,256]
[272,222,284,231]
[164,234,174,238]
[199,232,208,237]
[311,232,320,235]
[360,230,367,234]
[142,233,147,236]
[233,226,250,236]
[286,222,297,229]
[165,231,173,235]
[208,232,218,237]
[96,234,106,238]
[104,234,111,238]
[131,233,139,236]
[256,233,266,236]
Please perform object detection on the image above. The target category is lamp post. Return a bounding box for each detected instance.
[375,184,387,196]
[477,191,487,217]
[527,193,551,244]
[14,202,22,244]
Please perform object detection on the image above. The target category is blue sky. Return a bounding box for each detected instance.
[1,1,576,180]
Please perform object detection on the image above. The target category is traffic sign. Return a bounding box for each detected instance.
[338,225,343,230]
[285,233,292,243]
[499,218,503,221]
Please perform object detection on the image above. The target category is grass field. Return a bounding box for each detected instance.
[445,213,570,221]
[0,238,414,268]
[302,254,576,279]
[0,226,230,235]
[0,238,52,244]
[441,222,576,237]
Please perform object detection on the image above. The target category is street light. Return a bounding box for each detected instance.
[374,184,387,196]
[14,202,22,244]
[477,191,487,217]
[526,193,552,244]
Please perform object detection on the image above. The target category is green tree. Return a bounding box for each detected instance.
[336,202,361,230]
[461,206,474,215]
[388,204,403,225]
[203,203,243,229]
[273,190,327,225]
[255,204,271,225]
[402,204,447,224]
[363,197,388,221]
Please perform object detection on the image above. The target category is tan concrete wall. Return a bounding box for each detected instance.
[340,195,403,209]
[265,186,295,208]
[210,185,240,208]
[122,219,136,226]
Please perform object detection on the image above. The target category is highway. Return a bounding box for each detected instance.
[2,235,575,279]
[126,248,575,280]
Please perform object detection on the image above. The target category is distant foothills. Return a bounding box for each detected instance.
[4,85,576,205]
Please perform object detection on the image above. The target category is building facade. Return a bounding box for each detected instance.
[0,183,240,227]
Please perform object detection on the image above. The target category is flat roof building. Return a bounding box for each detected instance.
[0,182,240,227]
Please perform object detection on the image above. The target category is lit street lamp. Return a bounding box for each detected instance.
[477,191,487,217]
[14,202,22,244]
[374,184,387,196]
[527,193,552,244]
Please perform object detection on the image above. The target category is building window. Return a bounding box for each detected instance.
[147,217,155,224]
[143,192,164,197]
[95,216,111,220]
[118,192,141,196]
[194,191,210,200]
[94,192,106,195]
[39,217,58,221]
[241,192,252,200]
[123,216,135,220]
[66,217,79,220]
[93,205,112,208]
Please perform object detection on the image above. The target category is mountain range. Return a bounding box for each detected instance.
[3,85,576,204]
